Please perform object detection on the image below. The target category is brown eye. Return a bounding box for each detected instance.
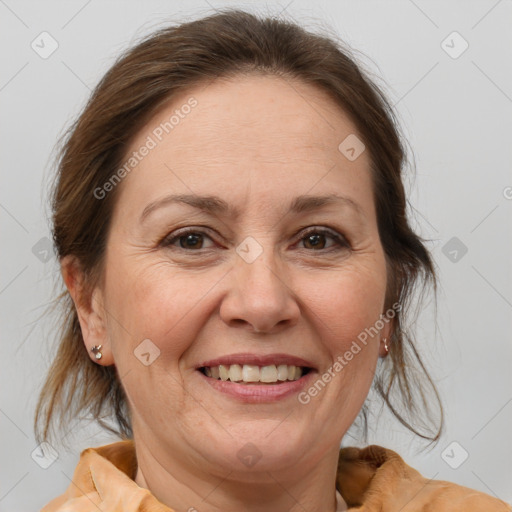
[161,226,349,253]
[162,229,215,250]
[303,233,327,250]
[178,233,204,249]
[298,228,349,251]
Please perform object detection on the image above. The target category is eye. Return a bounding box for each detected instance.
[160,226,350,252]
[296,227,349,251]
[161,228,216,250]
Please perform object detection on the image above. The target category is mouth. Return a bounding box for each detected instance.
[195,353,317,400]
[198,364,313,384]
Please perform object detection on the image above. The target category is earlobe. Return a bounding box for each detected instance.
[60,255,114,366]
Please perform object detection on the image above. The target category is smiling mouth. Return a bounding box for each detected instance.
[198,364,312,384]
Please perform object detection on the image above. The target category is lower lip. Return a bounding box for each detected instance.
[197,370,316,403]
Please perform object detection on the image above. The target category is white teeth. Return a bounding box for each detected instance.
[228,364,243,382]
[203,364,305,383]
[277,364,288,381]
[260,365,278,383]
[242,364,260,382]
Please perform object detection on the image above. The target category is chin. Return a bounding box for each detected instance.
[199,424,316,474]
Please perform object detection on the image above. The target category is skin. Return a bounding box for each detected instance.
[62,74,392,512]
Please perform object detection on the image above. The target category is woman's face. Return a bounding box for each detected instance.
[83,75,391,477]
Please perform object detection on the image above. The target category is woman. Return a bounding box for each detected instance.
[35,9,511,512]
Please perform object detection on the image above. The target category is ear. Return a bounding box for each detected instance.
[60,255,115,366]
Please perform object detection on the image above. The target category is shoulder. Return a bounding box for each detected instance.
[336,445,511,511]
[40,440,146,512]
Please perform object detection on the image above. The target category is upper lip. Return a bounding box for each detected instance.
[196,353,316,370]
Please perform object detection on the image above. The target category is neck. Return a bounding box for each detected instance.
[133,435,345,512]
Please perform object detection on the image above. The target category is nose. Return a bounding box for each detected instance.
[219,250,300,334]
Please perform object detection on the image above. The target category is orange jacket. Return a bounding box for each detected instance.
[41,440,511,511]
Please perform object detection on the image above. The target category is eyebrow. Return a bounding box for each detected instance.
[140,193,365,223]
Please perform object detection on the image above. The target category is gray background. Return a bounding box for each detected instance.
[1,0,511,509]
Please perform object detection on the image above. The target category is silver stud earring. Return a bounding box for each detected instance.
[383,338,389,353]
[91,345,103,360]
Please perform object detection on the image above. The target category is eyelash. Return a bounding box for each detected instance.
[160,226,350,253]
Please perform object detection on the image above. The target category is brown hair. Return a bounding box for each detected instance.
[34,9,443,447]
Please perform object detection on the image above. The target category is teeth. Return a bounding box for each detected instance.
[228,364,243,382]
[242,364,260,382]
[260,365,278,383]
[202,364,304,383]
[277,364,288,381]
[219,364,229,381]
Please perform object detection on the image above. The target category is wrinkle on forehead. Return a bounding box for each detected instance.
[113,74,374,230]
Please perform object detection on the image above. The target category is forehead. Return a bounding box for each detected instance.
[114,74,374,220]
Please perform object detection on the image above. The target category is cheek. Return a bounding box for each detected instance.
[305,261,387,348]
[103,262,213,423]
[293,263,386,436]
[105,259,225,362]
